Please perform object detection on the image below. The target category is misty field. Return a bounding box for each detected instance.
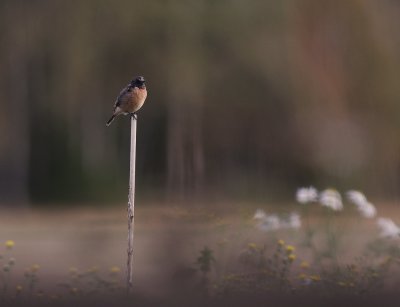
[1,197,400,306]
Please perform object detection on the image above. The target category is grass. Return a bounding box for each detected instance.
[0,201,399,306]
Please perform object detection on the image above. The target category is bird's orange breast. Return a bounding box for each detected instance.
[128,87,147,113]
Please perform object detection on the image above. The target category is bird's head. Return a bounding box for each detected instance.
[131,76,146,88]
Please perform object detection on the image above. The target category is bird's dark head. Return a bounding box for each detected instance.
[131,76,146,88]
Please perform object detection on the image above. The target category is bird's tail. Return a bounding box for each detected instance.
[106,115,116,127]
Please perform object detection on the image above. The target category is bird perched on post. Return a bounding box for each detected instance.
[106,76,147,126]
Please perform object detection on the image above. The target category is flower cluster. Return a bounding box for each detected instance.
[296,187,343,211]
[285,244,296,262]
[296,186,399,239]
[296,187,379,215]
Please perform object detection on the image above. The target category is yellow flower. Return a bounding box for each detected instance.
[286,245,295,253]
[87,266,98,273]
[288,254,296,262]
[110,266,121,274]
[69,267,78,274]
[277,240,285,246]
[248,243,257,250]
[31,264,40,272]
[70,287,78,294]
[5,240,15,249]
[337,281,346,287]
[300,261,309,269]
[310,275,320,281]
[16,285,23,292]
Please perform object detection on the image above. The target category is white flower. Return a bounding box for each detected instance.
[359,203,376,218]
[254,211,301,232]
[377,218,400,238]
[319,189,343,211]
[256,214,280,232]
[346,190,367,206]
[346,190,377,218]
[253,209,267,220]
[296,187,318,204]
[279,212,301,229]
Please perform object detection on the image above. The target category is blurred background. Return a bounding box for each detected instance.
[1,0,400,206]
[2,1,400,302]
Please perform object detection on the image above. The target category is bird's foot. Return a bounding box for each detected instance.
[130,113,137,120]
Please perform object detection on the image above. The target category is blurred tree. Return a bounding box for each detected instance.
[1,0,400,205]
[166,0,205,200]
[0,1,30,204]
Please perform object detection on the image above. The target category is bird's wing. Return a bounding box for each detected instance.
[114,84,131,108]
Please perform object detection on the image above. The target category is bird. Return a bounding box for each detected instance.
[106,76,147,126]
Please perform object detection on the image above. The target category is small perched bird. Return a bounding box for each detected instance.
[106,76,147,126]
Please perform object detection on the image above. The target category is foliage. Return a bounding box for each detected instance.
[0,240,122,302]
[2,0,400,203]
[196,246,215,275]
